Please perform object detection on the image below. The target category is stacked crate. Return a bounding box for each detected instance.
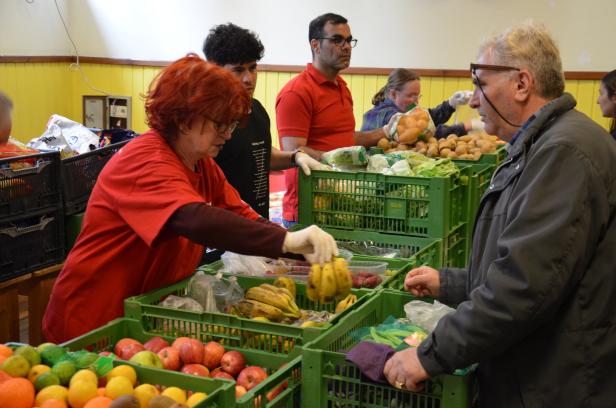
[0,151,64,281]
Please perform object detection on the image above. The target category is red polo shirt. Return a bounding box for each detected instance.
[43,131,261,342]
[275,63,355,221]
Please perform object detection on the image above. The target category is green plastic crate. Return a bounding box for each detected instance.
[464,163,496,257]
[301,291,476,408]
[443,223,467,268]
[62,318,302,408]
[298,167,470,238]
[124,273,376,355]
[197,255,413,291]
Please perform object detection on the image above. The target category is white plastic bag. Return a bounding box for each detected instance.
[404,300,455,333]
[187,271,220,313]
[220,251,270,276]
[159,294,204,312]
[28,114,99,158]
[391,106,436,145]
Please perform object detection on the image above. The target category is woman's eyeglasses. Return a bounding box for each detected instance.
[210,119,239,134]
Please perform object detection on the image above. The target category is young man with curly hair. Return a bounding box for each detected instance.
[203,23,327,221]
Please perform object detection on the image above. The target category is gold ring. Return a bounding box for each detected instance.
[394,380,405,389]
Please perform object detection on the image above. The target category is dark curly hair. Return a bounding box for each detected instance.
[203,23,264,65]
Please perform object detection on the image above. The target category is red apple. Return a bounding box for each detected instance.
[179,339,204,364]
[235,385,247,398]
[203,341,225,370]
[119,342,145,360]
[157,346,181,371]
[171,337,192,351]
[237,366,268,391]
[266,380,288,402]
[144,336,169,354]
[210,369,234,381]
[181,363,210,377]
[114,338,142,357]
[220,350,246,377]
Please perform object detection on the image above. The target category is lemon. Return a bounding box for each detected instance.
[70,369,98,388]
[107,364,137,386]
[68,379,98,408]
[161,387,186,404]
[134,383,159,408]
[35,384,69,406]
[105,376,134,399]
[186,392,208,407]
[28,364,51,383]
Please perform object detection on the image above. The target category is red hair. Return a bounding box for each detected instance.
[145,53,250,141]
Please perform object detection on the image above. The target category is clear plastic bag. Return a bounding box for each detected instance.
[220,251,270,276]
[187,272,220,313]
[159,294,204,312]
[321,146,368,166]
[404,300,455,333]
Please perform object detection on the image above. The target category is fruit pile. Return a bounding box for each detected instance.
[307,258,352,303]
[0,342,208,408]
[112,336,284,402]
[233,283,300,322]
[351,271,383,288]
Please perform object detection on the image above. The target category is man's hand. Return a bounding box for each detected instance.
[404,266,440,297]
[448,90,473,108]
[282,225,338,265]
[383,348,429,392]
[295,151,331,175]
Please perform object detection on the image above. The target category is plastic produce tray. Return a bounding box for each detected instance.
[124,273,376,355]
[62,318,302,408]
[298,167,470,238]
[0,151,62,221]
[0,209,64,282]
[301,291,476,408]
[61,140,129,215]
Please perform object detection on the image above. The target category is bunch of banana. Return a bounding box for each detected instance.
[307,257,353,303]
[242,284,301,320]
[273,276,297,300]
[236,299,285,322]
[335,293,358,314]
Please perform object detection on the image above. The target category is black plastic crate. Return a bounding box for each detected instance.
[61,140,129,215]
[0,151,62,221]
[0,209,65,282]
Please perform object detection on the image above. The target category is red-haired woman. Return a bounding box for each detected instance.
[43,54,337,343]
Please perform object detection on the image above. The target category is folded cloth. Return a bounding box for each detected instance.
[345,341,395,384]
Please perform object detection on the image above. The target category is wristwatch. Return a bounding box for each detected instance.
[291,147,305,167]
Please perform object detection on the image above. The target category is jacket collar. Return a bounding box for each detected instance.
[509,93,577,157]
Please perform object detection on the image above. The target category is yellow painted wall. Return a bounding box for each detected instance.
[1,62,611,145]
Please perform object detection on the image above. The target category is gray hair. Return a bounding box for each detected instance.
[478,22,565,99]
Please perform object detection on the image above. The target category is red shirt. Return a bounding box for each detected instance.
[43,131,260,343]
[275,63,355,221]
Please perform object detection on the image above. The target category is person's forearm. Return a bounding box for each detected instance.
[279,136,325,160]
[269,147,295,171]
[354,128,386,147]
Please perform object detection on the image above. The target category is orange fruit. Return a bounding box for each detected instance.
[96,387,106,396]
[0,344,12,358]
[39,399,69,408]
[83,396,113,408]
[0,369,12,384]
[0,377,35,408]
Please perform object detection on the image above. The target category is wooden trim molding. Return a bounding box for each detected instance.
[0,55,608,80]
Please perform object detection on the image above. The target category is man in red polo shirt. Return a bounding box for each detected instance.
[275,13,386,227]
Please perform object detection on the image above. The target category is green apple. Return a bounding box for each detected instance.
[34,371,61,391]
[41,344,67,366]
[14,345,41,366]
[51,360,77,385]
[129,351,163,369]
[0,355,30,377]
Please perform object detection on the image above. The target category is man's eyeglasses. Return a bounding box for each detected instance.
[315,36,358,48]
[470,63,520,76]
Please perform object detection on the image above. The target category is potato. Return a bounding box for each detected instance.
[418,147,427,155]
[377,138,390,150]
[428,137,438,144]
[447,151,458,159]
[480,143,494,153]
[391,141,398,148]
[415,140,426,149]
[399,127,421,144]
[427,145,438,157]
[440,148,452,158]
[459,135,472,142]
[446,134,458,141]
[397,143,409,151]
[416,119,428,131]
[455,144,468,156]
[473,150,482,160]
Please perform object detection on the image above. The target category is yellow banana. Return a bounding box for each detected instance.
[307,263,322,301]
[245,287,300,318]
[333,257,352,297]
[334,293,358,314]
[273,277,297,299]
[236,299,284,322]
[258,284,300,315]
[319,262,337,303]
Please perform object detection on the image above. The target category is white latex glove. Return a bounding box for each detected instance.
[295,151,331,175]
[282,225,339,265]
[470,118,485,131]
[383,112,403,140]
[448,90,473,108]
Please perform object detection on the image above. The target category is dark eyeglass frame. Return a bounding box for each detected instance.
[207,118,239,134]
[315,36,358,48]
